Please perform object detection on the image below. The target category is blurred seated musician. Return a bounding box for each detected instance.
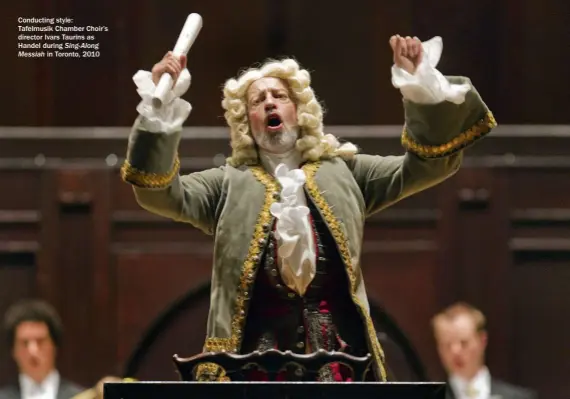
[121,34,496,382]
[432,302,537,399]
[0,299,83,399]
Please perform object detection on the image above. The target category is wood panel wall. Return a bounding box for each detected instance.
[3,0,569,397]
[0,125,568,399]
[5,0,570,126]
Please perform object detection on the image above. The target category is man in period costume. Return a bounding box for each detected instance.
[121,35,496,381]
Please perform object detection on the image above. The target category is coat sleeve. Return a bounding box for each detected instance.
[121,116,224,235]
[345,76,496,216]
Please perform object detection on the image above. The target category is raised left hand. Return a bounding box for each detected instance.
[389,35,423,74]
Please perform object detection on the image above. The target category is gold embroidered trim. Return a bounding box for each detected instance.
[402,111,497,158]
[202,166,278,354]
[120,155,180,189]
[195,362,230,382]
[204,337,233,352]
[302,162,387,382]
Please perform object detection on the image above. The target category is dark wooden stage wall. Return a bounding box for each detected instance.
[0,125,569,399]
[2,0,569,398]
[4,0,570,126]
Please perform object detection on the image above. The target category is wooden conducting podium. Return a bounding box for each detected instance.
[103,349,446,398]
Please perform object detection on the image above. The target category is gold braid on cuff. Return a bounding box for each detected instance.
[120,155,180,189]
[402,111,497,158]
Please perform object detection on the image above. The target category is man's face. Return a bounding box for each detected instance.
[12,321,56,383]
[434,314,487,380]
[246,77,299,154]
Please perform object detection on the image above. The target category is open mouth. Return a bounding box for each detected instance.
[266,113,283,131]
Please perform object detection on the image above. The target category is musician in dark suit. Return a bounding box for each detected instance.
[431,302,537,399]
[0,300,83,399]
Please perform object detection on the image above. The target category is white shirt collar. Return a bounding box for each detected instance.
[19,370,60,399]
[450,367,491,399]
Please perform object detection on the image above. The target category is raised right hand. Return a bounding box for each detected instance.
[151,51,187,86]
[389,34,423,75]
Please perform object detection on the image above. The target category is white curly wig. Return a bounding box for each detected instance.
[221,58,358,167]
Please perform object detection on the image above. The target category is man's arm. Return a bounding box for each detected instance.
[121,52,224,236]
[346,36,496,216]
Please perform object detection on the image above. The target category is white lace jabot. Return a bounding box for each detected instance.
[260,151,316,296]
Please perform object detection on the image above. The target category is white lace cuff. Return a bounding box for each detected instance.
[133,69,193,134]
[391,36,471,104]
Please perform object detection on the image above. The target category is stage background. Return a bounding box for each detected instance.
[1,1,569,398]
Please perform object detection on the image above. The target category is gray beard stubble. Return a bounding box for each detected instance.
[259,126,299,153]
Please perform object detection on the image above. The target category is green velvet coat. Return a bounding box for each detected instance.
[121,76,496,381]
